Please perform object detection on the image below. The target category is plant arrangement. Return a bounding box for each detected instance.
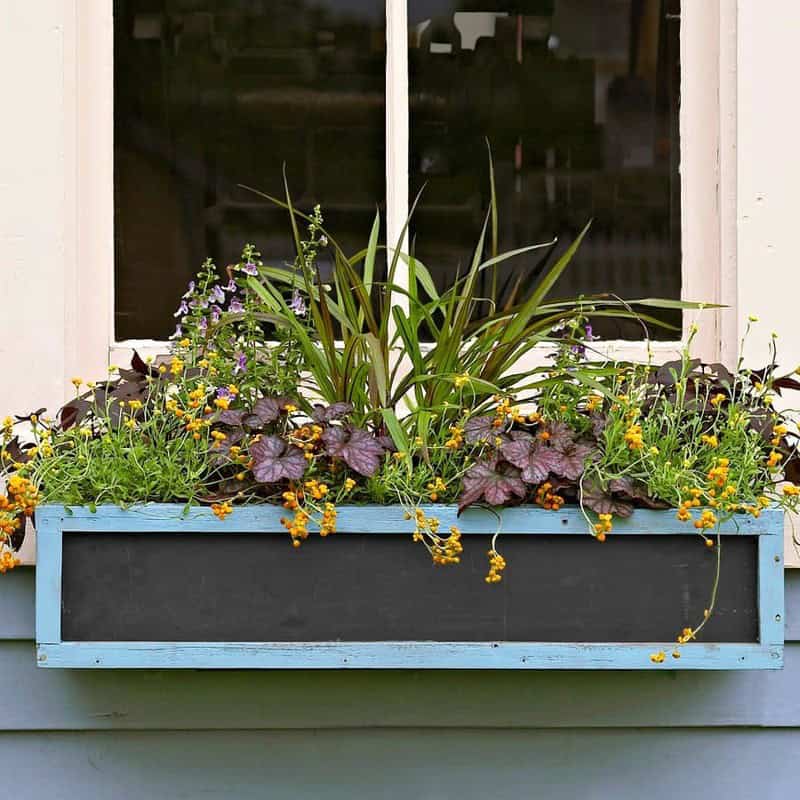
[3,182,800,661]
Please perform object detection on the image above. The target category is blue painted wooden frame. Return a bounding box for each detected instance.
[35,504,785,670]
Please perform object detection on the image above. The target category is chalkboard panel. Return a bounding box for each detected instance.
[61,533,759,643]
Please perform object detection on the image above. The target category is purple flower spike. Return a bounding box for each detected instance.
[229,298,244,314]
[234,352,247,373]
[209,285,225,304]
[223,277,238,292]
[174,300,189,317]
[182,281,196,299]
[289,289,307,317]
[241,261,259,276]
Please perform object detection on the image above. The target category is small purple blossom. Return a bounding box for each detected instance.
[198,316,208,332]
[223,277,238,292]
[210,305,222,324]
[229,298,244,314]
[182,281,196,299]
[174,300,189,317]
[241,262,259,276]
[173,324,183,338]
[289,289,307,317]
[585,324,595,341]
[234,352,247,373]
[189,297,209,310]
[216,386,233,401]
[209,285,225,304]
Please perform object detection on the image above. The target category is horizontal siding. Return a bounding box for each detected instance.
[0,729,799,800]
[0,570,797,730]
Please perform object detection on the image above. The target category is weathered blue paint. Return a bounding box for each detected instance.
[35,504,785,670]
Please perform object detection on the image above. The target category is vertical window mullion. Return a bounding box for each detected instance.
[385,0,410,310]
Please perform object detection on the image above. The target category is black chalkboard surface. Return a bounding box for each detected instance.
[60,532,759,643]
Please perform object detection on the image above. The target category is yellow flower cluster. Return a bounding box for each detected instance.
[700,434,718,448]
[710,393,726,408]
[783,484,800,496]
[593,513,612,542]
[485,549,506,583]
[343,477,356,492]
[624,423,643,450]
[427,477,447,501]
[707,457,730,487]
[281,508,310,547]
[320,503,337,537]
[431,526,462,566]
[585,395,603,413]
[304,479,328,501]
[534,482,564,511]
[693,509,717,530]
[771,425,788,446]
[444,426,464,450]
[766,450,783,469]
[211,501,233,521]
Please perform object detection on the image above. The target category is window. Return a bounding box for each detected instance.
[100,1,724,357]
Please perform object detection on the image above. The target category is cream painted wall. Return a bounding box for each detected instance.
[0,2,70,415]
[0,0,799,563]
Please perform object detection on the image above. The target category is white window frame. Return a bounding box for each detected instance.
[70,0,735,377]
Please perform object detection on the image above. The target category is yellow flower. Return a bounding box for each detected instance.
[214,397,230,410]
[178,338,191,348]
[71,377,82,389]
[748,314,759,323]
[783,484,800,496]
[343,478,356,492]
[284,404,298,413]
[624,423,643,450]
[453,373,470,389]
[767,450,783,468]
[700,434,718,448]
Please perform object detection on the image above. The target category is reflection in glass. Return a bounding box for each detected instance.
[114,0,385,339]
[409,0,681,338]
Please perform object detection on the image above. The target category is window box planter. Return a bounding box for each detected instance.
[35,503,784,670]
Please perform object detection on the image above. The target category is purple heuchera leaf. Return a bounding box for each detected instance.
[322,426,385,476]
[463,415,497,444]
[542,421,575,452]
[554,441,595,481]
[311,402,353,424]
[250,436,307,483]
[458,458,527,512]
[581,480,634,518]
[500,432,564,484]
[253,397,292,425]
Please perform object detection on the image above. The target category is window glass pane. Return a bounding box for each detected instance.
[409,0,681,338]
[114,0,386,340]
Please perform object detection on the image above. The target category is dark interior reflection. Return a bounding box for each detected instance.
[114,0,385,340]
[409,0,681,338]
